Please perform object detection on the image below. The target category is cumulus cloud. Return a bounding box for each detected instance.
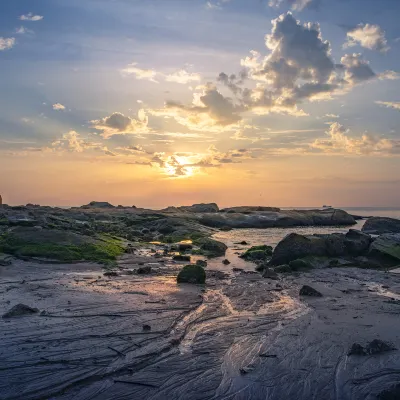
[311,122,400,155]
[344,24,389,52]
[0,37,15,51]
[268,0,316,11]
[376,101,400,111]
[91,110,149,138]
[19,13,43,21]
[52,103,66,111]
[165,69,201,84]
[15,26,33,35]
[121,63,158,82]
[150,83,242,131]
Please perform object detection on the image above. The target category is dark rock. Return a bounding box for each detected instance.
[221,206,281,213]
[103,271,118,277]
[84,201,115,208]
[196,238,227,258]
[344,229,373,255]
[232,267,244,272]
[137,266,152,274]
[348,343,366,356]
[362,217,400,235]
[240,245,273,261]
[196,259,207,268]
[368,233,400,263]
[222,259,230,265]
[173,254,191,262]
[262,268,279,280]
[239,241,248,245]
[274,264,292,273]
[299,285,322,297]
[142,324,151,331]
[365,339,396,355]
[3,304,39,318]
[377,383,400,400]
[178,243,193,252]
[178,203,219,213]
[177,265,206,284]
[289,258,314,271]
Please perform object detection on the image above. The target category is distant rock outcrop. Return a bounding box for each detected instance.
[177,203,219,213]
[81,201,115,209]
[220,206,281,213]
[362,217,400,235]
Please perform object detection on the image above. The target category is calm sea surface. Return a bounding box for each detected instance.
[213,207,400,249]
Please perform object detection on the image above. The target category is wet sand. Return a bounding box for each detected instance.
[2,246,400,399]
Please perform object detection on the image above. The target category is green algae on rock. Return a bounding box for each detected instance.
[177,264,206,284]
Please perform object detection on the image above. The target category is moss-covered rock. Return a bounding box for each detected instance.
[289,258,314,271]
[274,264,292,273]
[194,238,227,258]
[177,264,206,284]
[0,227,124,264]
[240,245,273,261]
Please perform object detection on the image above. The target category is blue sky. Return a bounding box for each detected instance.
[0,0,399,207]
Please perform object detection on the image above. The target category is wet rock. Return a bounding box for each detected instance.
[232,267,244,272]
[347,343,366,356]
[222,259,230,265]
[137,266,152,274]
[362,217,400,235]
[3,304,39,318]
[239,241,248,245]
[365,339,396,355]
[196,238,227,258]
[299,285,322,297]
[262,268,279,280]
[270,233,327,265]
[207,270,230,280]
[104,271,118,277]
[177,265,206,284]
[368,233,400,263]
[196,259,207,268]
[344,229,373,255]
[173,254,191,262]
[240,245,273,262]
[289,258,314,271]
[274,264,292,273]
[239,366,254,374]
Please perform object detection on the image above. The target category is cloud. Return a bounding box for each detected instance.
[150,83,242,131]
[339,53,376,84]
[91,110,149,138]
[324,114,339,118]
[121,63,158,82]
[165,69,201,84]
[311,122,400,155]
[376,101,400,111]
[52,103,66,111]
[19,13,43,21]
[0,37,15,51]
[15,26,33,35]
[344,24,389,52]
[268,0,316,11]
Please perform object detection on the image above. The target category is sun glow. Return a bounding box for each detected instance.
[162,155,199,178]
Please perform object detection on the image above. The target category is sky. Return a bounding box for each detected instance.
[0,0,399,208]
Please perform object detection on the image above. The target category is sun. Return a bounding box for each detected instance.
[163,155,198,178]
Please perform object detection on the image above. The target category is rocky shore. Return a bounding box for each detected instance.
[1,202,400,399]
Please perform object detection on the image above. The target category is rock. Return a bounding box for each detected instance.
[178,203,219,213]
[348,343,366,356]
[365,339,396,355]
[173,254,191,262]
[178,243,193,252]
[84,201,115,209]
[289,258,314,271]
[222,259,230,265]
[344,229,373,255]
[196,259,207,268]
[274,264,292,273]
[142,324,151,331]
[377,383,400,400]
[221,206,281,213]
[362,217,400,235]
[240,245,273,261]
[239,241,248,245]
[196,238,227,258]
[262,268,279,280]
[270,233,327,265]
[177,265,206,284]
[299,285,322,297]
[368,234,400,263]
[3,304,39,318]
[103,271,118,277]
[137,266,152,274]
[232,267,244,272]
[0,254,12,266]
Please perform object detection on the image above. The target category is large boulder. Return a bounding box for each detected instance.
[270,233,327,265]
[196,238,227,258]
[83,201,115,209]
[362,217,400,235]
[177,265,206,284]
[240,245,273,262]
[344,229,373,255]
[368,233,400,263]
[220,206,281,213]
